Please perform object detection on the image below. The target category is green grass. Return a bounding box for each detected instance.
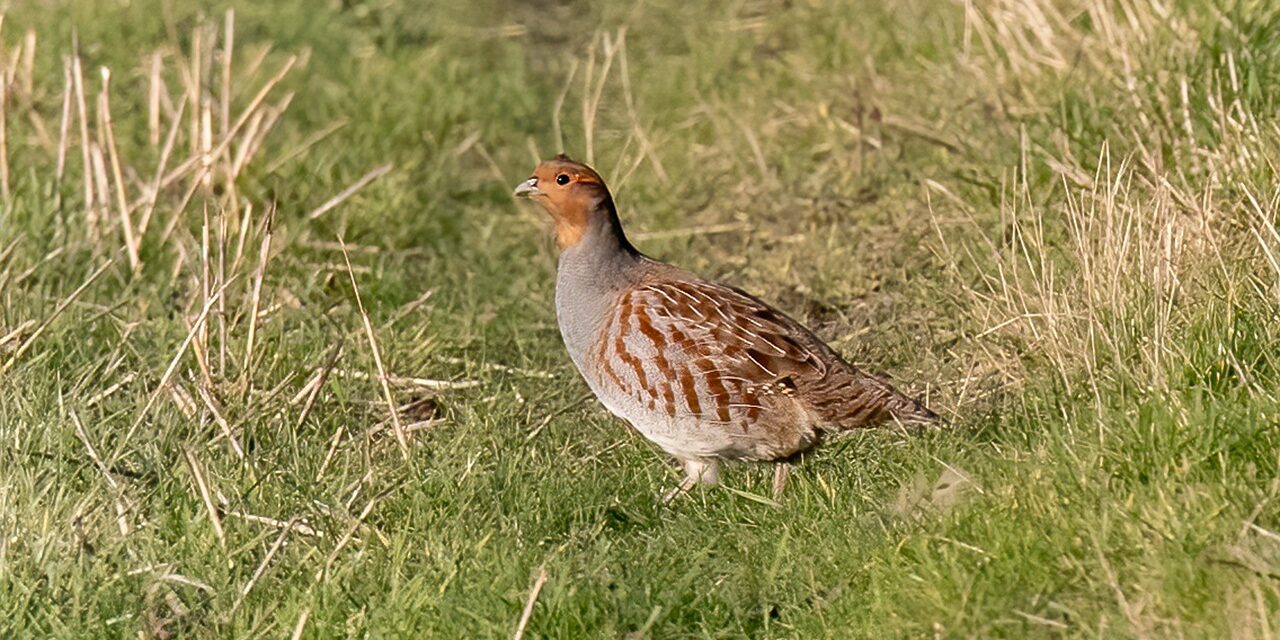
[2,0,1279,637]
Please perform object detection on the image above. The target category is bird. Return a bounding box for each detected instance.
[514,154,938,502]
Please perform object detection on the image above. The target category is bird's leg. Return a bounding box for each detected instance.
[686,459,720,486]
[771,462,791,501]
[662,459,719,504]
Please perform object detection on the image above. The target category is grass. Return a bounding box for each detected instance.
[1,0,1278,637]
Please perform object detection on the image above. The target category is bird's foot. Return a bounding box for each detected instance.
[661,459,720,505]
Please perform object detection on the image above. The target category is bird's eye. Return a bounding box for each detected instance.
[555,174,570,185]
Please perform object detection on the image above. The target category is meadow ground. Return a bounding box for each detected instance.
[1,0,1279,637]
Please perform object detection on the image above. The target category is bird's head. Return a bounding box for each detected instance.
[513,154,615,250]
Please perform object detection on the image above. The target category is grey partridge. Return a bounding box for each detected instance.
[514,155,938,502]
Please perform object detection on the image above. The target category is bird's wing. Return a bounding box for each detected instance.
[594,277,935,428]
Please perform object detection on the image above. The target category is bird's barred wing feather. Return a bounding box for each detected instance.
[590,279,810,426]
[591,278,937,429]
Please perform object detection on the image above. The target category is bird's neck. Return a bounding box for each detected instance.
[554,202,644,358]
[557,200,641,277]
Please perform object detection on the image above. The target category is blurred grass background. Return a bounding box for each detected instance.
[1,0,1278,636]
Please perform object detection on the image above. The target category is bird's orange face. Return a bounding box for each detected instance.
[513,155,611,250]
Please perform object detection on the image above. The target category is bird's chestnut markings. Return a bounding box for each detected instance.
[595,283,793,428]
[589,265,931,432]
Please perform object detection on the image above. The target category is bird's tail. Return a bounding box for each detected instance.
[889,392,942,427]
[819,367,943,431]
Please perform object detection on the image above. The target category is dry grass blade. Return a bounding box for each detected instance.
[880,114,962,153]
[71,50,96,240]
[85,371,136,406]
[196,385,244,459]
[266,117,348,173]
[551,59,579,154]
[333,369,478,390]
[227,517,294,619]
[216,200,229,376]
[513,566,549,640]
[199,101,212,189]
[182,447,227,550]
[98,68,141,271]
[2,258,114,373]
[228,109,265,176]
[221,9,234,141]
[89,145,112,241]
[147,52,162,146]
[0,234,20,269]
[111,276,237,463]
[135,98,187,242]
[241,204,275,382]
[316,418,347,483]
[68,408,132,536]
[612,28,667,185]
[295,339,343,431]
[0,68,9,202]
[735,118,773,186]
[0,319,36,352]
[339,238,409,458]
[314,482,403,582]
[441,356,553,380]
[156,54,297,192]
[55,58,72,185]
[20,30,37,98]
[199,205,212,380]
[306,163,393,219]
[581,31,623,165]
[223,509,318,537]
[387,289,434,327]
[631,222,751,242]
[158,572,213,593]
[290,608,311,640]
[10,246,64,287]
[235,92,293,175]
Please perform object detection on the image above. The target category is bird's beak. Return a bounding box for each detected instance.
[513,177,539,198]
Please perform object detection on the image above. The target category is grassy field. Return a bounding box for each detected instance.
[2,0,1279,637]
